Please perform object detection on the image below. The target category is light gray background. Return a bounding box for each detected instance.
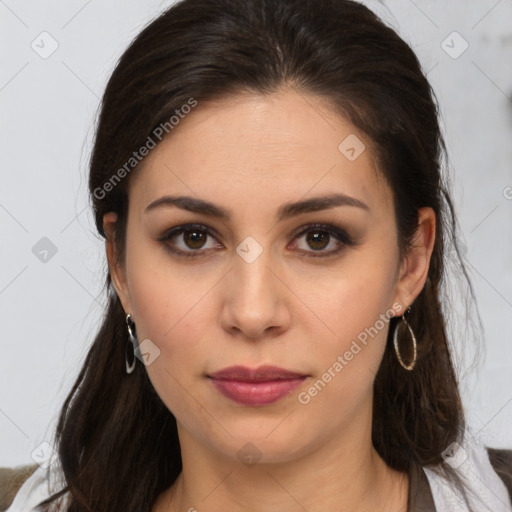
[1,0,511,467]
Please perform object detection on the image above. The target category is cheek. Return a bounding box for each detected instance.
[126,262,216,417]
[296,286,393,428]
[129,274,213,357]
[300,263,397,411]
[307,261,396,346]
[125,243,220,380]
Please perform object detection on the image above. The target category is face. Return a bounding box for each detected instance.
[105,88,434,464]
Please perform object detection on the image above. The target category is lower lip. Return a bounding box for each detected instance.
[209,377,306,406]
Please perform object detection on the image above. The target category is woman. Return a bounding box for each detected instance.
[6,0,512,510]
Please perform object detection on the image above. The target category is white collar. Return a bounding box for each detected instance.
[424,440,512,511]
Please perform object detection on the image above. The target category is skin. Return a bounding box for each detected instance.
[104,87,435,512]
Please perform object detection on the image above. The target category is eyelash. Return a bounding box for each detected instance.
[158,223,355,260]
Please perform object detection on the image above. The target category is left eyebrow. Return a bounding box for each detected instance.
[144,193,370,221]
[277,193,370,220]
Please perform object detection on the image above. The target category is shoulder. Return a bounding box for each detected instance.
[0,464,39,510]
[1,462,66,512]
[423,441,512,512]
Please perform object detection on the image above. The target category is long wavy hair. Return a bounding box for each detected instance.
[40,0,483,509]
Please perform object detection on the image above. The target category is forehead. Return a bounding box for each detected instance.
[128,89,392,217]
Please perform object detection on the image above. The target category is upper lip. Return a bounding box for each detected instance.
[208,365,307,382]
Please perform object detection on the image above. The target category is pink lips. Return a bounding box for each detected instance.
[208,365,307,406]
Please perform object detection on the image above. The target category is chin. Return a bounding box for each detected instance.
[201,422,315,466]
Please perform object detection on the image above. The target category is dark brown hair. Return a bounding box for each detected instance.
[40,0,483,509]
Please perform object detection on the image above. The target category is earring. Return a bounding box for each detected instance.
[393,306,417,371]
[125,314,138,374]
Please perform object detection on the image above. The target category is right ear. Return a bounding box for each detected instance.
[103,212,133,315]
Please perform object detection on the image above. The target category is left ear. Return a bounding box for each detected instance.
[393,207,436,311]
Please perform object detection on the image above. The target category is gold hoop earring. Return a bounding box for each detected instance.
[393,307,417,371]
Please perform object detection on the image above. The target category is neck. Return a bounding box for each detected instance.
[153,421,409,512]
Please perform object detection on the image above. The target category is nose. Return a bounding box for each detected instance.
[219,245,291,341]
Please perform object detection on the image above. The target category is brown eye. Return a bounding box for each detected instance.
[292,224,353,257]
[304,230,331,251]
[182,229,208,249]
[158,224,220,259]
